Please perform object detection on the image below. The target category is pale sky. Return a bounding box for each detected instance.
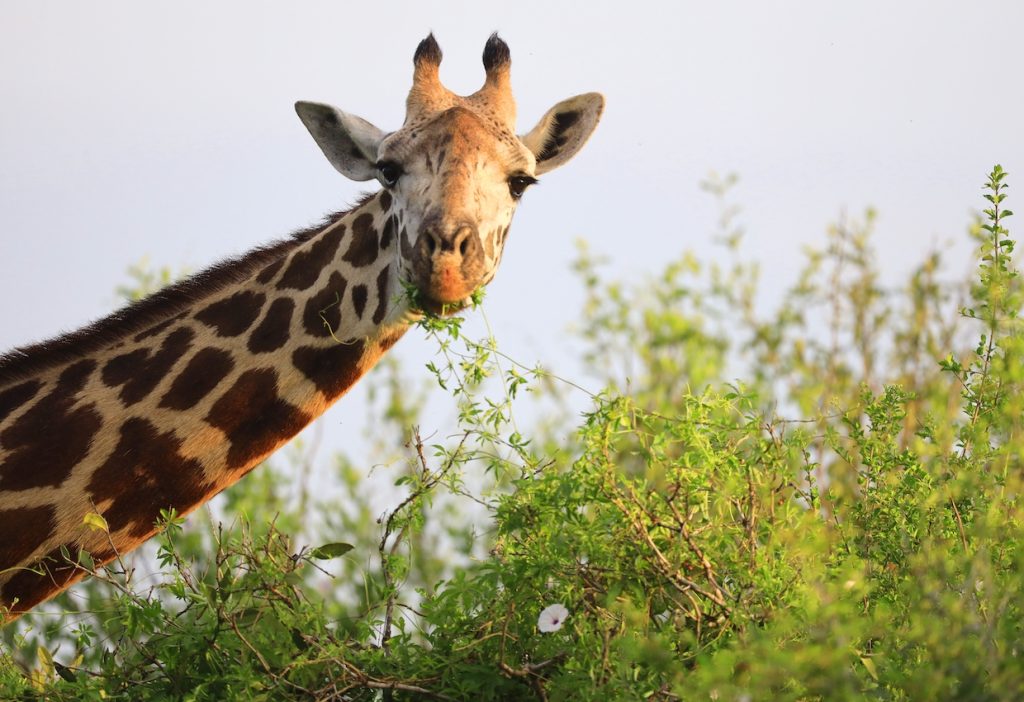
[2,1,1023,460]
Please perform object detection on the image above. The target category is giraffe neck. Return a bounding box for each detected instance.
[0,190,411,617]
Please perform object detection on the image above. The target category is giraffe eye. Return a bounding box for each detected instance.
[377,161,403,188]
[508,175,538,200]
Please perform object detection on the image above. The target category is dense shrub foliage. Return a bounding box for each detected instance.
[2,167,1022,700]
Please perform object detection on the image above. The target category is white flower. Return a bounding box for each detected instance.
[537,603,569,633]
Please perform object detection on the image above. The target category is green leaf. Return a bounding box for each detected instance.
[309,542,354,560]
[78,550,95,570]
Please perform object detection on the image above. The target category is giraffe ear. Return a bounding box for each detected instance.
[295,101,385,181]
[520,93,604,176]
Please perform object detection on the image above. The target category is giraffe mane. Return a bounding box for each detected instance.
[0,197,374,384]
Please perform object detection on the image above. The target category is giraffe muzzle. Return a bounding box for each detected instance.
[412,220,485,308]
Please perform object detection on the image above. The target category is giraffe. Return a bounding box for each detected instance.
[0,33,603,621]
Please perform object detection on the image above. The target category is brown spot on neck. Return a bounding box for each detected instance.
[351,284,368,319]
[380,214,397,251]
[342,213,380,268]
[249,297,295,353]
[89,417,210,537]
[292,341,367,401]
[277,223,347,291]
[0,359,101,491]
[159,347,235,411]
[372,267,391,325]
[303,273,347,338]
[205,368,312,470]
[0,379,42,424]
[195,291,267,338]
[102,327,195,406]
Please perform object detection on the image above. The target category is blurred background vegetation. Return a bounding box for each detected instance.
[1,166,1021,700]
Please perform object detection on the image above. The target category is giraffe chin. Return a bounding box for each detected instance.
[414,270,477,316]
[416,291,472,316]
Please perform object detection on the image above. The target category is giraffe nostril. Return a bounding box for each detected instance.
[459,237,469,256]
[427,236,436,254]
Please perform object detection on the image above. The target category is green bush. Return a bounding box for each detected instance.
[2,166,1021,700]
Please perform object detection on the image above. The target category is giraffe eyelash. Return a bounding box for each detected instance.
[508,175,538,199]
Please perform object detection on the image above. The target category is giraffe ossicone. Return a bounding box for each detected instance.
[0,33,603,621]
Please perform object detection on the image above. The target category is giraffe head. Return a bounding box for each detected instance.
[295,34,603,314]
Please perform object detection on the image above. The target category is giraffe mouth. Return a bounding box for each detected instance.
[404,274,475,316]
[413,296,468,317]
[414,289,473,316]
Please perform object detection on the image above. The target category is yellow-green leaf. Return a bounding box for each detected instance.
[860,656,879,681]
[35,645,55,684]
[83,511,109,533]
